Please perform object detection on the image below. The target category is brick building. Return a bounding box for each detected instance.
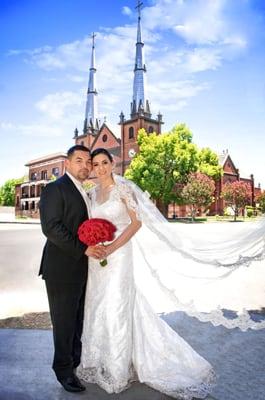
[168,150,261,218]
[15,153,66,218]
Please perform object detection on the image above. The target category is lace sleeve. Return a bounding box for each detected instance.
[116,182,142,221]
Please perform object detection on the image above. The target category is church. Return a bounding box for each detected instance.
[15,3,260,219]
[73,8,163,176]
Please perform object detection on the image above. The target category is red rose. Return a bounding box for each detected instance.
[78,218,117,266]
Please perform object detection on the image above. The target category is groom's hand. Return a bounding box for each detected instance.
[85,245,106,259]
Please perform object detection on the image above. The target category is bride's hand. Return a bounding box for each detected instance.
[105,244,116,257]
[85,245,107,259]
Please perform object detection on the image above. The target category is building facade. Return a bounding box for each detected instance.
[168,150,261,218]
[15,153,66,218]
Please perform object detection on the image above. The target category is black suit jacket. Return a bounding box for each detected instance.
[39,173,88,283]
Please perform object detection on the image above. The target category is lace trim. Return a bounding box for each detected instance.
[136,239,265,331]
[77,364,137,394]
[114,182,142,221]
[148,367,216,400]
[78,364,216,399]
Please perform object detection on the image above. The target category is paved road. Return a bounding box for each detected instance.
[0,223,48,318]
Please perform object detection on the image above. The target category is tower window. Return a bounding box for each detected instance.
[102,134,108,142]
[148,126,154,133]
[129,127,134,139]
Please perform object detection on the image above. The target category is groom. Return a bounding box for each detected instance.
[39,144,106,393]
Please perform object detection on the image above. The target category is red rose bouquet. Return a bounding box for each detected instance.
[78,218,117,266]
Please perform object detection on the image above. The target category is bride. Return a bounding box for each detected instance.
[77,148,265,399]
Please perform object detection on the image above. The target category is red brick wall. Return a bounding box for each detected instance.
[121,118,160,173]
[91,126,120,150]
[28,160,65,181]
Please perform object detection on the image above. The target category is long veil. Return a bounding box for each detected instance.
[113,174,265,331]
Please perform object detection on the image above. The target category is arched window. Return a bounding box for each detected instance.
[102,134,108,142]
[148,126,154,133]
[129,127,134,139]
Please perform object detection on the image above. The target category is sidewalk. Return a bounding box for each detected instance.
[0,310,264,400]
[0,215,40,224]
[0,328,174,400]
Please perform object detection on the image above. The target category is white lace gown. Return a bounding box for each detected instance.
[77,184,216,399]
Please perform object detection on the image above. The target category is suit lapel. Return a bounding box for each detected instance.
[61,174,89,216]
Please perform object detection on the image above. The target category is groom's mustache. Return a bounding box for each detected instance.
[79,168,90,175]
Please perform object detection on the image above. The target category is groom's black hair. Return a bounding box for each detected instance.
[67,145,90,159]
[91,148,113,162]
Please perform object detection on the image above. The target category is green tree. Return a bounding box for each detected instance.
[256,190,265,213]
[221,181,252,221]
[181,172,215,221]
[0,177,25,206]
[197,147,223,181]
[125,124,198,214]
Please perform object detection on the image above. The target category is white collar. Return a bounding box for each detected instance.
[66,171,83,189]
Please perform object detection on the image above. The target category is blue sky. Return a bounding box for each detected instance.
[0,0,265,188]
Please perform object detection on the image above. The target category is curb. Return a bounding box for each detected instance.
[0,220,40,225]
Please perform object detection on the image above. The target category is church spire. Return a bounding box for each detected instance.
[83,32,100,135]
[131,1,151,118]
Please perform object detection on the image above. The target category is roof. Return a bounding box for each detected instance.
[25,152,67,166]
[218,153,228,166]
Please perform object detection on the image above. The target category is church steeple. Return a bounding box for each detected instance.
[83,32,100,135]
[119,0,163,174]
[131,1,151,118]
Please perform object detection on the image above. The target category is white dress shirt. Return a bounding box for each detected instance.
[66,171,91,216]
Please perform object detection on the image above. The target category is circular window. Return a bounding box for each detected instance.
[102,134,108,142]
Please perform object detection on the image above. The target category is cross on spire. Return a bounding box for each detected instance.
[135,0,143,18]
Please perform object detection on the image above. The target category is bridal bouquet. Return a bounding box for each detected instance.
[78,218,117,266]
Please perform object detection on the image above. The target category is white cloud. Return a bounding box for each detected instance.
[149,80,210,114]
[0,121,63,137]
[122,6,132,16]
[184,48,222,73]
[142,0,247,50]
[35,91,83,120]
[66,74,86,83]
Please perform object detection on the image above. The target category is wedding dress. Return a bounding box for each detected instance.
[77,179,216,399]
[77,175,265,398]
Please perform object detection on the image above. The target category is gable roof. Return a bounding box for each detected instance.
[25,152,67,166]
[90,122,121,150]
[219,152,238,175]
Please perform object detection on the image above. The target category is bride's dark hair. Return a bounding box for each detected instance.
[91,148,113,162]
